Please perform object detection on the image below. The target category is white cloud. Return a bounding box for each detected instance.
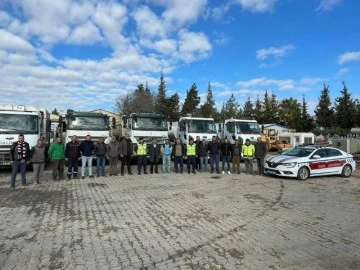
[300,77,325,85]
[337,51,360,64]
[0,29,34,53]
[177,30,212,63]
[234,0,278,13]
[68,21,102,45]
[133,6,166,38]
[336,68,350,77]
[315,0,343,13]
[236,77,295,90]
[256,45,295,60]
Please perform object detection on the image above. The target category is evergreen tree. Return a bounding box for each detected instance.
[254,96,264,124]
[242,97,254,119]
[200,82,217,119]
[278,98,301,130]
[299,95,315,132]
[334,81,357,131]
[181,83,201,116]
[154,71,168,116]
[355,100,360,127]
[262,90,272,123]
[115,84,153,114]
[51,108,59,115]
[314,84,334,134]
[268,92,279,123]
[219,94,239,120]
[166,93,180,122]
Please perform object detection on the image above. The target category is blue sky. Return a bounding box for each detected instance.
[0,0,359,115]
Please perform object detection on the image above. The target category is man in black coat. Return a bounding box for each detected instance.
[149,138,161,174]
[254,137,268,175]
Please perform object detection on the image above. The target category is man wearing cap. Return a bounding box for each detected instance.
[161,138,172,173]
[242,139,255,174]
[135,137,147,175]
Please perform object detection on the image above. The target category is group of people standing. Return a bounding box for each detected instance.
[9,133,268,188]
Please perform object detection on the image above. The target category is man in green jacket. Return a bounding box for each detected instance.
[48,136,65,180]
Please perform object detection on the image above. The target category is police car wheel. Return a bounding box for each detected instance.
[297,166,309,181]
[341,164,352,177]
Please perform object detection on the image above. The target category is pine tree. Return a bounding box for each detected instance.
[314,84,334,134]
[51,108,59,115]
[181,83,201,116]
[299,95,315,132]
[269,92,279,123]
[254,96,264,124]
[262,90,272,123]
[242,97,254,119]
[166,93,180,122]
[220,94,239,120]
[154,71,168,115]
[334,81,357,131]
[200,82,217,118]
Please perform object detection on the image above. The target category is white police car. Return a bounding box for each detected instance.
[264,146,356,180]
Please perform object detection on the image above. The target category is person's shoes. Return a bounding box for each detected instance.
[10,185,15,189]
[138,172,141,175]
[222,171,225,174]
[150,171,153,174]
[102,174,106,177]
[155,171,159,174]
[36,180,40,184]
[217,171,221,174]
[89,175,94,178]
[81,176,85,179]
[22,183,27,186]
[144,172,148,174]
[128,172,133,175]
[227,171,231,174]
[192,170,196,174]
[210,171,214,174]
[121,173,124,176]
[109,173,113,176]
[97,174,100,177]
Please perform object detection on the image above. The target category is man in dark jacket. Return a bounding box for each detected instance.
[254,137,268,175]
[197,139,208,172]
[207,136,221,174]
[10,134,31,188]
[65,135,80,180]
[94,137,107,177]
[79,135,94,179]
[149,138,161,174]
[119,133,133,176]
[31,139,47,184]
[171,139,185,174]
[221,138,232,174]
[108,136,120,176]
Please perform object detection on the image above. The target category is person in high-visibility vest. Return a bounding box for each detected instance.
[186,138,197,174]
[135,137,147,175]
[241,138,255,174]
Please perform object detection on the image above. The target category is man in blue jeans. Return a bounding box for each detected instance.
[79,135,94,179]
[171,139,185,174]
[207,136,221,174]
[161,139,172,173]
[10,134,31,188]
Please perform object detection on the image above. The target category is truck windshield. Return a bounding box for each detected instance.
[68,116,109,130]
[188,120,217,133]
[133,117,168,131]
[0,114,38,134]
[236,121,261,134]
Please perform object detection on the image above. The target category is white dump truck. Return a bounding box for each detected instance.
[169,116,218,145]
[120,113,168,151]
[218,118,261,144]
[0,105,50,166]
[59,109,111,145]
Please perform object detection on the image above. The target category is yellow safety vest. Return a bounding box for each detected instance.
[242,144,255,157]
[137,143,147,155]
[187,144,196,156]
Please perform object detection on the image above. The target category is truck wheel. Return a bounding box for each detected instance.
[297,166,309,181]
[341,165,352,177]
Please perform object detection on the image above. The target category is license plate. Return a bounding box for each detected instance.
[266,170,276,175]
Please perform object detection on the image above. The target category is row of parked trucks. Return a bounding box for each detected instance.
[0,104,322,167]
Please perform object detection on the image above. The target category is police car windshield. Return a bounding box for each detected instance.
[282,147,314,157]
